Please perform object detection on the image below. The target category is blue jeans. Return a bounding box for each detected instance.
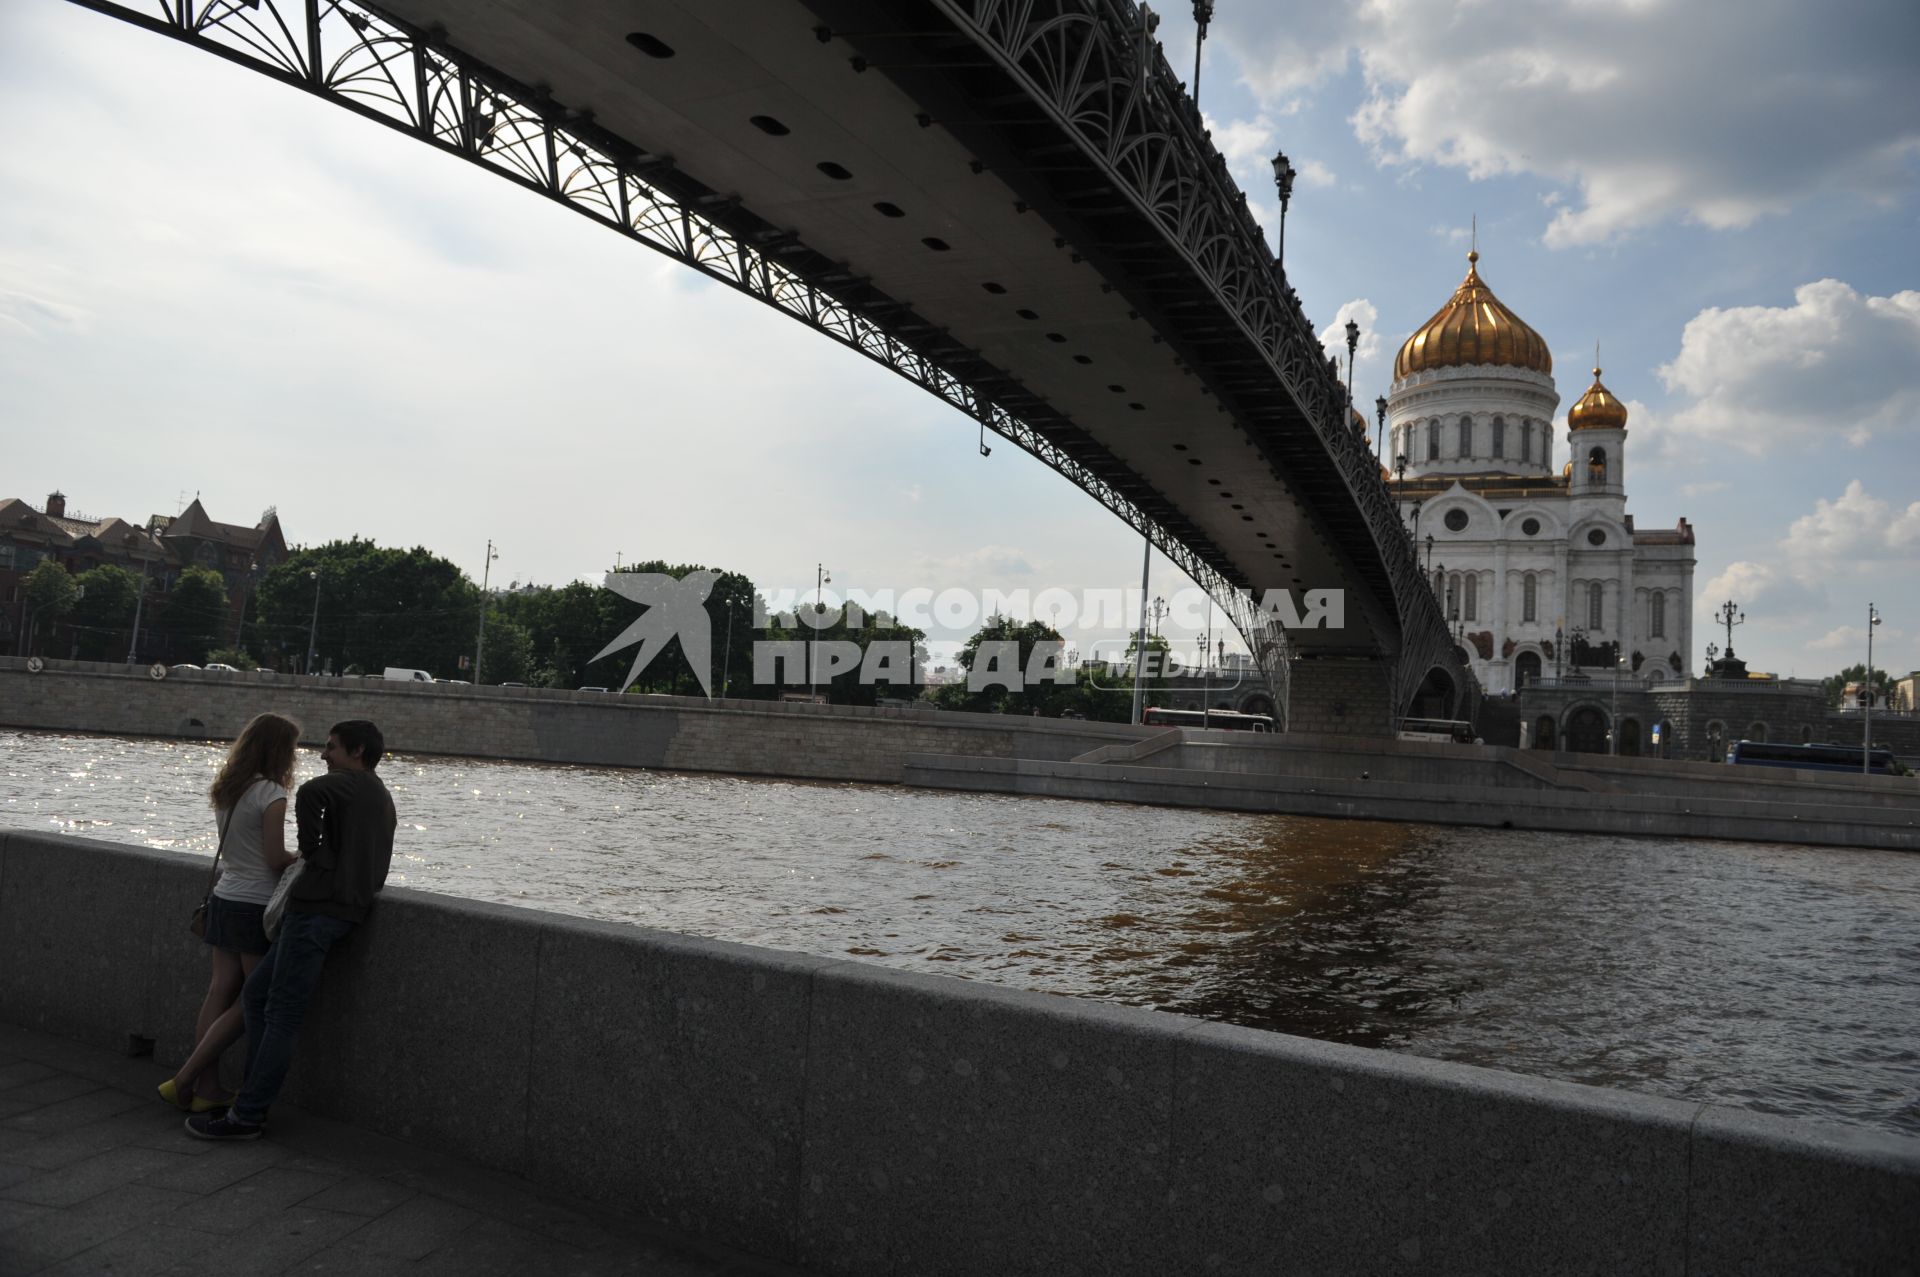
[233,911,357,1125]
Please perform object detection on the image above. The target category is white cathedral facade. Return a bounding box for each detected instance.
[1385,251,1696,696]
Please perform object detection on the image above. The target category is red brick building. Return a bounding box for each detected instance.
[1,491,286,659]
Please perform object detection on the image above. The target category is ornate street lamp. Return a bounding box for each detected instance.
[1375,394,1388,462]
[1191,1,1214,101]
[1344,317,1360,430]
[1715,598,1745,660]
[1270,150,1295,268]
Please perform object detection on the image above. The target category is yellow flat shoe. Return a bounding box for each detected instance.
[156,1078,192,1112]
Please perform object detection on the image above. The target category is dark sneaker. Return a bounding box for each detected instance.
[185,1111,262,1141]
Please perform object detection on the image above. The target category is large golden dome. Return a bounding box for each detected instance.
[1568,367,1629,430]
[1394,251,1552,380]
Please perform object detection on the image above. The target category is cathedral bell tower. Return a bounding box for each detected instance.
[1567,367,1628,498]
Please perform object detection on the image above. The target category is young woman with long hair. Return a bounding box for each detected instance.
[158,712,301,1112]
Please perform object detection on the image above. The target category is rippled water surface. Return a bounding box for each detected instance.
[5,728,1917,1136]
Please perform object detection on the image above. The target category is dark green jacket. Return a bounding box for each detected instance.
[291,769,396,924]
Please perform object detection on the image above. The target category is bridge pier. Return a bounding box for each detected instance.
[1285,656,1398,737]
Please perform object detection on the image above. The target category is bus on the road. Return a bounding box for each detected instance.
[1143,707,1274,732]
[1727,740,1897,774]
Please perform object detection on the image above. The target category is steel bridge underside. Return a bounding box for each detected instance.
[65,0,1478,727]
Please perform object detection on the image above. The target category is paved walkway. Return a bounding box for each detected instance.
[0,1021,810,1276]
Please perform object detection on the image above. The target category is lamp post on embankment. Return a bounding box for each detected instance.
[473,539,498,685]
[812,563,831,703]
[1611,650,1627,755]
[304,571,320,675]
[1865,600,1880,775]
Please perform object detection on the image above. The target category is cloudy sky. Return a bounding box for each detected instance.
[2,0,1916,678]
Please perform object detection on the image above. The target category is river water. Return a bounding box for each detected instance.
[4,728,1917,1137]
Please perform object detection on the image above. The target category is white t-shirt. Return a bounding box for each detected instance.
[212,778,292,905]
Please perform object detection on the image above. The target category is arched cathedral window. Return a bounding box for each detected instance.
[1427,421,1440,461]
[1588,582,1604,631]
[1458,416,1472,457]
[1492,417,1505,458]
[1465,575,1478,621]
[1651,593,1666,639]
[1588,446,1608,485]
[1523,574,1537,623]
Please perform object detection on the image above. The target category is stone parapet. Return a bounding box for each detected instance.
[1,830,1914,1275]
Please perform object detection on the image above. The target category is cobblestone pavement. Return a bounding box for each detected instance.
[0,1021,811,1276]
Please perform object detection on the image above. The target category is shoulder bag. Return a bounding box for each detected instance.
[188,807,233,938]
[263,797,312,943]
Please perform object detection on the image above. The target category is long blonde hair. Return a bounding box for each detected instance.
[209,713,300,812]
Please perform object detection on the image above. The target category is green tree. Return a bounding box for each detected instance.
[766,593,929,706]
[535,635,575,689]
[475,612,533,684]
[158,567,230,665]
[67,564,141,660]
[1823,663,1892,709]
[204,647,260,671]
[500,563,780,698]
[252,540,478,675]
[932,615,1073,715]
[23,559,79,656]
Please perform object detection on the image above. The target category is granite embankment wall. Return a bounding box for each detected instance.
[905,730,1918,849]
[1,830,1914,1275]
[0,657,1137,780]
[3,659,1917,849]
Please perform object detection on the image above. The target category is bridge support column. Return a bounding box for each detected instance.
[1286,657,1397,737]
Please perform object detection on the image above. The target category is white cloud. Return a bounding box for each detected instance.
[909,545,1038,582]
[1808,624,1902,652]
[1296,159,1338,190]
[1698,480,1920,630]
[0,284,91,339]
[1679,480,1728,498]
[1656,281,1920,455]
[1319,298,1381,367]
[1783,481,1920,561]
[1210,0,1920,245]
[1698,560,1826,622]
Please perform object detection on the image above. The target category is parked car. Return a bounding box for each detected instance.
[168,664,201,672]
[578,686,610,694]
[203,663,241,673]
[383,667,433,683]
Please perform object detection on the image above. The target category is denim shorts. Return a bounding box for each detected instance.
[203,893,270,956]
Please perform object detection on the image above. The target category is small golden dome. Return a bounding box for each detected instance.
[1394,251,1552,380]
[1561,460,1573,478]
[1568,367,1629,430]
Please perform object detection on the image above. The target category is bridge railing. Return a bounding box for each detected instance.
[941,0,1476,718]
